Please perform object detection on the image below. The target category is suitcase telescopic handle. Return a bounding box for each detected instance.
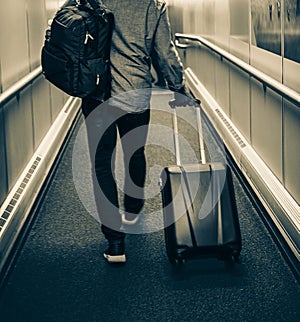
[170,104,181,166]
[170,103,206,166]
[195,105,206,164]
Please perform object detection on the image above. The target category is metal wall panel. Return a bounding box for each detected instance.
[0,58,2,94]
[183,1,197,34]
[229,0,250,43]
[168,2,184,35]
[229,65,251,141]
[4,89,34,190]
[32,77,52,149]
[215,59,230,115]
[43,0,67,122]
[203,0,215,38]
[44,0,61,21]
[202,0,216,97]
[26,0,48,69]
[284,59,300,94]
[229,0,250,61]
[215,0,230,49]
[185,47,199,80]
[230,37,250,63]
[63,92,71,104]
[228,0,251,141]
[283,101,300,202]
[192,0,204,33]
[250,47,282,82]
[215,0,230,114]
[251,79,283,180]
[191,48,216,99]
[0,109,8,206]
[183,0,200,76]
[282,2,300,202]
[190,0,216,98]
[50,85,65,121]
[0,0,30,90]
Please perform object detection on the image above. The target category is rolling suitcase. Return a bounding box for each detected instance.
[160,103,242,265]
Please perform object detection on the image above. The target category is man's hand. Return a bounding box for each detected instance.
[169,89,200,108]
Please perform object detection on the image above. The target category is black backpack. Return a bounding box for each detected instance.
[41,0,114,100]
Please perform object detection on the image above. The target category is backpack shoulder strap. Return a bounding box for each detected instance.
[84,0,111,14]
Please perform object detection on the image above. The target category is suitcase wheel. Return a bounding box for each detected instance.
[232,250,240,263]
[175,258,186,266]
[224,251,240,266]
[169,257,186,266]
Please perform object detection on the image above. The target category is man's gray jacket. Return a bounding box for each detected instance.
[102,0,185,110]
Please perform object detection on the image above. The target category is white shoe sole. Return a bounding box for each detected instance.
[103,253,126,263]
[121,213,139,225]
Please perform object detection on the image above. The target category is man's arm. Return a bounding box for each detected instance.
[153,3,185,92]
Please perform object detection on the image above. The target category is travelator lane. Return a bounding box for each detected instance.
[0,90,299,322]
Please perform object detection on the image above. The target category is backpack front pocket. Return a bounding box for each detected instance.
[41,46,74,95]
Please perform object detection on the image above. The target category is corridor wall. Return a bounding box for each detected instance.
[168,0,300,205]
[0,0,69,206]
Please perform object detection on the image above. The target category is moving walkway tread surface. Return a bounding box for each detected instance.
[0,94,299,322]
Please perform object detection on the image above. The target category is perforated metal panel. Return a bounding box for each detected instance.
[0,156,41,233]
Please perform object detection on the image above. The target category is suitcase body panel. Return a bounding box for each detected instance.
[161,162,242,263]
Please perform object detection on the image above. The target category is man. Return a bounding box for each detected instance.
[82,0,194,263]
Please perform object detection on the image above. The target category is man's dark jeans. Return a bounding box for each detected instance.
[82,98,150,242]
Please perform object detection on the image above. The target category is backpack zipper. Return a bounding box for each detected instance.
[84,31,94,44]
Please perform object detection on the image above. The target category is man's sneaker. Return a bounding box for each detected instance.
[121,213,140,225]
[103,242,126,263]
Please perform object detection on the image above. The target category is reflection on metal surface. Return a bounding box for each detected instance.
[251,0,300,63]
[251,0,281,55]
[285,0,300,62]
